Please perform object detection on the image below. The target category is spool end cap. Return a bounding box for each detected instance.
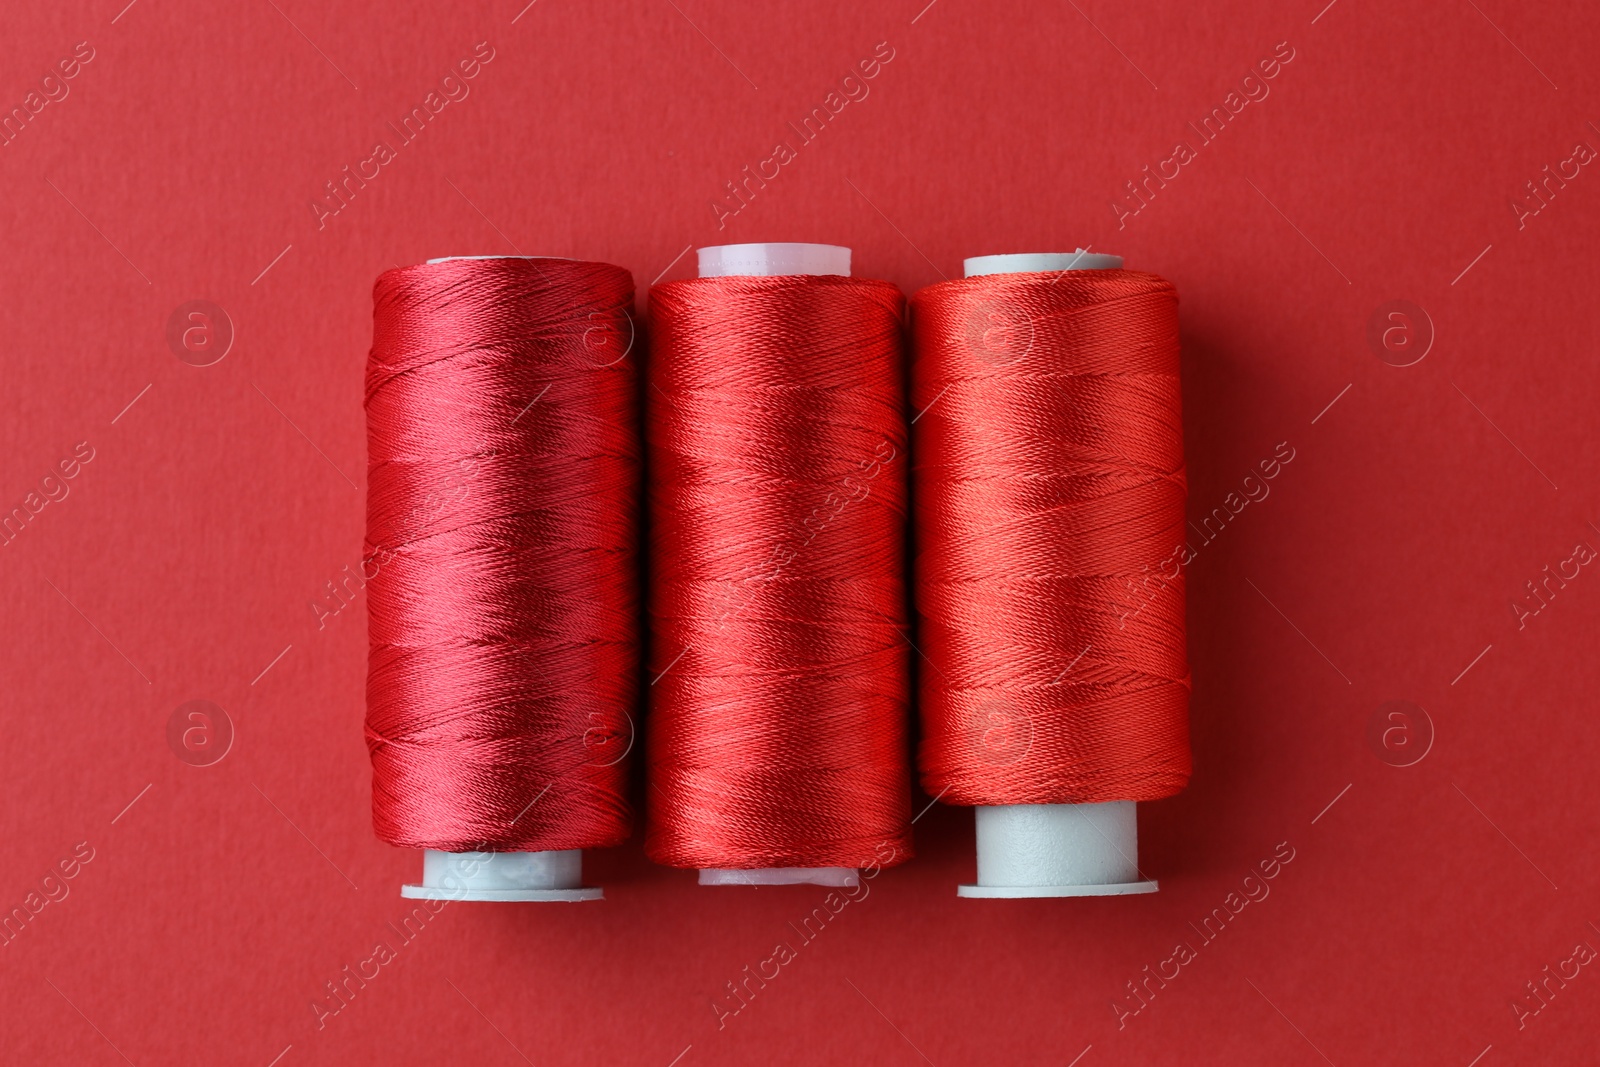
[699,866,859,887]
[402,848,603,902]
[960,801,1158,899]
[697,243,850,278]
[963,251,1123,277]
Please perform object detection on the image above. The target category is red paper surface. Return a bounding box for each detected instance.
[3,1,1598,1064]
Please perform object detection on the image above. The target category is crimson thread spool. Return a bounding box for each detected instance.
[365,255,640,902]
[911,251,1191,898]
[646,242,914,885]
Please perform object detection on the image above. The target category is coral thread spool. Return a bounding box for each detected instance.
[365,255,640,902]
[646,242,914,886]
[911,251,1191,898]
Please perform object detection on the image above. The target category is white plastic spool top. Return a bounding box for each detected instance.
[955,250,1156,900]
[963,250,1123,276]
[400,255,605,903]
[696,242,850,279]
[691,242,859,888]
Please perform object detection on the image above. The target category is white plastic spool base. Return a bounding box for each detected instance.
[691,242,858,888]
[959,803,1156,898]
[402,849,603,902]
[955,249,1154,901]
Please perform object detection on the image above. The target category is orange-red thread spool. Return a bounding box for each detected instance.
[645,243,914,884]
[911,252,1190,898]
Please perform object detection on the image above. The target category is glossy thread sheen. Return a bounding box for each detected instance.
[911,269,1191,805]
[365,257,640,851]
[646,274,913,869]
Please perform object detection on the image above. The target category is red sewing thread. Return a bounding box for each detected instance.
[646,274,914,869]
[365,257,640,852]
[910,269,1191,805]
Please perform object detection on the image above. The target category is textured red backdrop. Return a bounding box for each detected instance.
[3,1,1598,1064]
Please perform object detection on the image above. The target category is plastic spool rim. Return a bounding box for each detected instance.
[963,250,1123,276]
[956,249,1155,900]
[699,867,860,887]
[402,849,603,902]
[689,242,859,887]
[697,242,850,279]
[961,801,1157,899]
[957,880,1158,899]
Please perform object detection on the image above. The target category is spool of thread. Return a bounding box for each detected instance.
[910,251,1191,898]
[646,242,914,886]
[364,255,641,902]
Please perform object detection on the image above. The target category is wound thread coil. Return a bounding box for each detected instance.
[911,255,1191,895]
[364,256,640,895]
[645,248,914,874]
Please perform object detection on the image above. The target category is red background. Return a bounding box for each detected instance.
[3,0,1598,1064]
